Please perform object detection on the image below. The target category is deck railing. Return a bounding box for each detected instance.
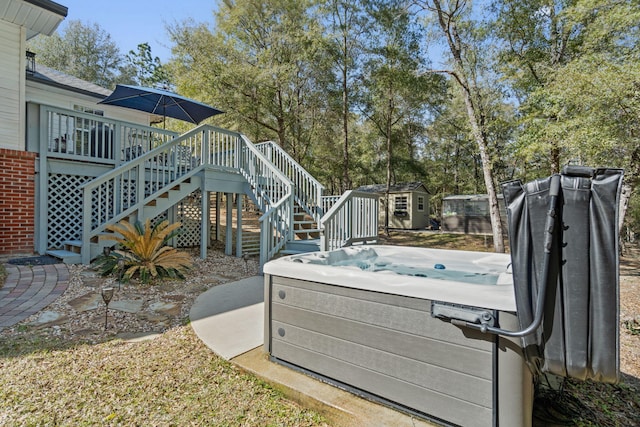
[255,141,324,221]
[320,190,380,251]
[79,124,292,264]
[259,191,294,268]
[43,105,377,265]
[41,104,178,165]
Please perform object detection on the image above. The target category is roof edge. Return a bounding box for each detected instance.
[23,0,68,17]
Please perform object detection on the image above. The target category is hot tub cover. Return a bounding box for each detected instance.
[503,166,623,383]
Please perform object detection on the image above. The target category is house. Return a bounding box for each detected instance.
[1,0,68,256]
[357,182,430,230]
[1,0,379,266]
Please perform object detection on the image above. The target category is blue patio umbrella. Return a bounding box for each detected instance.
[98,84,224,125]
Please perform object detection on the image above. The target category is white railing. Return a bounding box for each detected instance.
[79,124,293,264]
[41,104,178,165]
[322,195,341,214]
[255,141,324,221]
[259,191,294,268]
[320,190,380,251]
[241,137,292,213]
[44,105,378,264]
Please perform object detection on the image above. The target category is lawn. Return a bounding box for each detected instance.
[1,232,639,426]
[0,325,327,426]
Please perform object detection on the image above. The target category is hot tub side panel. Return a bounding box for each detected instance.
[264,274,525,427]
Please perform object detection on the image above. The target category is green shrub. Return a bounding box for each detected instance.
[94,219,192,283]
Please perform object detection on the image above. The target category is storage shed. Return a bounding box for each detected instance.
[357,182,430,230]
[441,194,507,234]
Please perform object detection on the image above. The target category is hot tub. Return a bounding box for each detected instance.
[263,245,533,427]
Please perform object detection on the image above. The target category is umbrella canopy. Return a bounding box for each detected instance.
[98,84,224,124]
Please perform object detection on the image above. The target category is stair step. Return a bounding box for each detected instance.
[279,249,308,256]
[46,249,81,264]
[285,239,321,253]
[295,227,321,233]
[63,240,82,248]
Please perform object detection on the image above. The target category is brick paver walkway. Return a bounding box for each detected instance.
[0,263,69,330]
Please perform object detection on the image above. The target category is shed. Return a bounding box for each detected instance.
[357,182,430,230]
[441,194,507,235]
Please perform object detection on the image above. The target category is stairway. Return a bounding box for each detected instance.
[43,122,378,267]
[47,175,202,263]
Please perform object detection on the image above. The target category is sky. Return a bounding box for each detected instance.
[57,0,218,62]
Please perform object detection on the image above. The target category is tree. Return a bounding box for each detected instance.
[494,0,588,174]
[360,0,445,234]
[320,0,369,192]
[415,0,507,252]
[169,0,328,164]
[28,20,122,88]
[495,0,640,236]
[124,43,172,88]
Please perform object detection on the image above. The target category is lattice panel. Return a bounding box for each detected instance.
[177,190,202,247]
[47,173,92,248]
[90,181,115,229]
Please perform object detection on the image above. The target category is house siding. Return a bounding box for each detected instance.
[0,19,24,151]
[0,148,37,255]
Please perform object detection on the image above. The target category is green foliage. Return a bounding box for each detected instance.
[168,0,328,160]
[27,20,170,90]
[0,263,6,290]
[28,20,123,88]
[124,42,172,88]
[94,219,192,284]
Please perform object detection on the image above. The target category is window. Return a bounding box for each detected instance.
[394,196,408,210]
[417,196,425,211]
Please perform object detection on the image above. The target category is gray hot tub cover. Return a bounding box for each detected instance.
[502,166,623,383]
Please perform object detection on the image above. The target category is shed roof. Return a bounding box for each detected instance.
[356,182,429,194]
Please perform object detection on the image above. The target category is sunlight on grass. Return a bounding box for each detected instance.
[0,326,327,426]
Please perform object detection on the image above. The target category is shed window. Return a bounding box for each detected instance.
[417,196,425,211]
[394,196,408,211]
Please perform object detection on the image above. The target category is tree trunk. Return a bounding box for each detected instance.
[342,56,351,192]
[430,0,505,252]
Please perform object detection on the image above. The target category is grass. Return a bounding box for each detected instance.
[1,232,639,426]
[0,326,327,426]
[0,263,6,289]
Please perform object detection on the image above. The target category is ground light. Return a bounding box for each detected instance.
[101,287,114,330]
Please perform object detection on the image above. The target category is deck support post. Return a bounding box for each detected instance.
[236,194,243,257]
[200,188,210,259]
[225,192,233,256]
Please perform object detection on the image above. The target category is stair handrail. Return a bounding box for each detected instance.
[255,141,325,222]
[239,136,293,213]
[79,124,242,262]
[320,190,380,252]
[259,190,294,269]
[79,124,294,264]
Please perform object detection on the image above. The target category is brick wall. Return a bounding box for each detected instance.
[0,148,37,255]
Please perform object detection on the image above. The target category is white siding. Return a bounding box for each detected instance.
[0,19,23,150]
[26,81,152,125]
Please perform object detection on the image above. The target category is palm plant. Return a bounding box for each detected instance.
[95,219,192,283]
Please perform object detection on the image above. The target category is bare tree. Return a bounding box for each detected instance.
[414,0,505,252]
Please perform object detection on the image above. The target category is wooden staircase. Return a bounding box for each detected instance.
[43,121,378,267]
[47,176,202,263]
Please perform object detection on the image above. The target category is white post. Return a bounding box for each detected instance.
[236,194,243,257]
[225,192,233,256]
[200,189,209,259]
